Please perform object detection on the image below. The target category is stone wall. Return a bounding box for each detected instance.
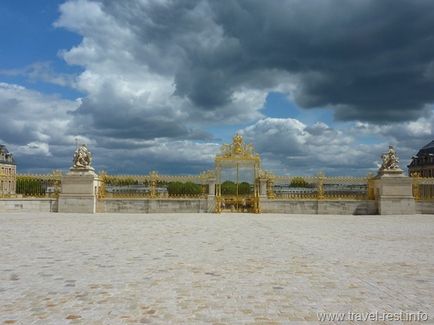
[260,199,318,214]
[261,199,378,215]
[2,197,433,215]
[101,198,209,213]
[416,201,434,214]
[0,198,58,212]
[101,198,378,215]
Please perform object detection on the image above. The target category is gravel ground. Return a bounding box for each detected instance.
[1,213,433,324]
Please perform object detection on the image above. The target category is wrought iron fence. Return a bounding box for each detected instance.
[5,168,434,203]
[99,171,209,199]
[270,173,374,200]
[14,172,62,198]
[411,173,434,201]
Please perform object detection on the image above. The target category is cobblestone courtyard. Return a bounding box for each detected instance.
[1,213,434,324]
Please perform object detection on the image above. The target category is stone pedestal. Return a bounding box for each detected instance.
[58,168,99,213]
[376,170,415,215]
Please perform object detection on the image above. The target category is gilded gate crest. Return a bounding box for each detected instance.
[216,133,260,162]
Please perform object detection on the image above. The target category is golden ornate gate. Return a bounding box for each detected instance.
[215,134,260,213]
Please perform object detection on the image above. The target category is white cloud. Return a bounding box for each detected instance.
[0,62,77,88]
[53,0,271,132]
[240,117,385,176]
[1,79,432,175]
[0,82,79,146]
[15,142,52,157]
[2,0,434,175]
[353,111,434,167]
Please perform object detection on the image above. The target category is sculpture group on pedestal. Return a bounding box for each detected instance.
[375,145,415,215]
[378,145,403,176]
[380,145,400,171]
[59,143,99,213]
[72,144,94,171]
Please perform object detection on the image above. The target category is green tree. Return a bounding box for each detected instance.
[167,181,201,195]
[221,181,237,195]
[290,177,309,188]
[238,182,251,195]
[167,181,182,195]
[183,181,202,195]
[16,178,44,196]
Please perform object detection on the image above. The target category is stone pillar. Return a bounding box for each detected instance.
[317,172,325,200]
[58,169,100,213]
[207,177,216,196]
[376,170,415,215]
[266,176,275,199]
[207,177,216,213]
[259,177,267,197]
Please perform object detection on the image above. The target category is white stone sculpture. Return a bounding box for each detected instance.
[380,145,400,171]
[72,144,93,170]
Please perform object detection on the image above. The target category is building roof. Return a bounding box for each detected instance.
[416,140,434,157]
[0,145,16,165]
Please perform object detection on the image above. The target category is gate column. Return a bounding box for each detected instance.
[58,144,100,214]
[375,145,415,215]
[259,176,267,198]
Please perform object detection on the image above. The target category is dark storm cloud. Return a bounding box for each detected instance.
[98,0,434,122]
[71,93,210,141]
[7,0,434,174]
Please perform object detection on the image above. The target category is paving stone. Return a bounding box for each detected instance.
[0,213,433,324]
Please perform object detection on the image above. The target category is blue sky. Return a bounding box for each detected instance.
[0,0,82,98]
[1,0,433,175]
[0,1,71,67]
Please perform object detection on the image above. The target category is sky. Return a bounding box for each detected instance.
[1,0,434,176]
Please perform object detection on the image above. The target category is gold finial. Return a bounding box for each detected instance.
[232,133,243,154]
[233,133,243,143]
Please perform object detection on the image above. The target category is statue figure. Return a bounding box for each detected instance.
[380,145,400,170]
[72,144,93,169]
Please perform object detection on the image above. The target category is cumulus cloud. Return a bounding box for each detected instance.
[54,0,265,141]
[1,80,431,175]
[0,82,81,170]
[210,0,434,122]
[2,0,434,175]
[238,112,434,176]
[95,139,219,174]
[0,62,77,88]
[15,142,52,157]
[0,82,218,173]
[240,118,384,175]
[0,82,79,146]
[54,0,434,126]
[354,111,434,166]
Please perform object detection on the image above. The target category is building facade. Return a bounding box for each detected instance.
[0,145,16,196]
[408,140,434,200]
[408,140,434,177]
